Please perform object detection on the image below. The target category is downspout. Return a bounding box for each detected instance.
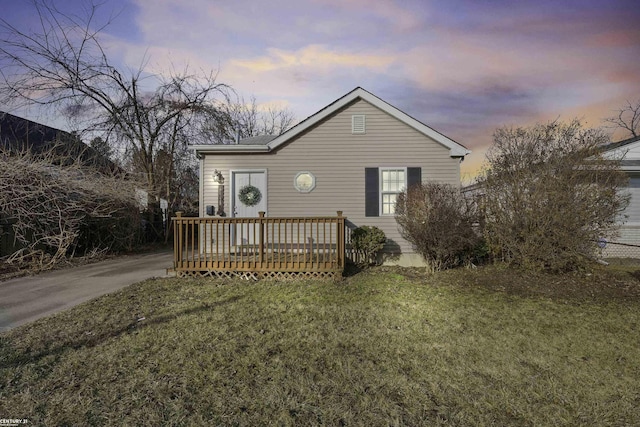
[199,153,204,217]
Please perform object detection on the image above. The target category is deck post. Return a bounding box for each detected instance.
[259,211,265,267]
[174,212,183,269]
[337,211,345,269]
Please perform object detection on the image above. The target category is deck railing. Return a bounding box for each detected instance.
[172,211,346,278]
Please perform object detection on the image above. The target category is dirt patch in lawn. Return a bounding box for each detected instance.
[363,264,640,303]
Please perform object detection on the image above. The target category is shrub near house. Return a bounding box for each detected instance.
[395,182,482,271]
[350,226,386,266]
[481,120,628,271]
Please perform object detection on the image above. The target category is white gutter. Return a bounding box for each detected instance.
[191,144,271,158]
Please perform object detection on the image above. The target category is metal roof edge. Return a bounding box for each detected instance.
[191,144,271,156]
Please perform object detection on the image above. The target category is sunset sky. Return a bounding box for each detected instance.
[3,0,640,181]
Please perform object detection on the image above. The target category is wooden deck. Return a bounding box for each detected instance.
[172,212,346,279]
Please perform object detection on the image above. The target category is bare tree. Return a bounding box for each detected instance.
[205,96,296,144]
[605,99,640,138]
[0,0,230,223]
[481,119,628,271]
[258,100,297,136]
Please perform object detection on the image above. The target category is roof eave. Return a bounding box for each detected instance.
[451,148,472,158]
[191,144,271,157]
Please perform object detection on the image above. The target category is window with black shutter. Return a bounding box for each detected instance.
[365,167,421,216]
[365,168,379,217]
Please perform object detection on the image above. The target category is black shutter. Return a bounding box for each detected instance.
[407,167,421,189]
[365,168,379,217]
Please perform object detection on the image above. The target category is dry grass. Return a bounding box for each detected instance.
[1,266,639,426]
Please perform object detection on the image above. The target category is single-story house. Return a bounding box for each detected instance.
[191,87,470,266]
[601,134,640,255]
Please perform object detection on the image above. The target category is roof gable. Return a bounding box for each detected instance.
[600,135,640,171]
[0,111,72,152]
[271,87,469,156]
[192,87,470,158]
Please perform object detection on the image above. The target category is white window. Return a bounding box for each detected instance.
[352,115,365,134]
[380,168,406,215]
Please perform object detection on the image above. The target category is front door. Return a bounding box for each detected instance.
[232,170,267,244]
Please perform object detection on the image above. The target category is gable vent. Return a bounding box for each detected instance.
[352,115,366,134]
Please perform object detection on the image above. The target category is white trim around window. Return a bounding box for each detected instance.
[379,167,407,215]
[294,171,316,193]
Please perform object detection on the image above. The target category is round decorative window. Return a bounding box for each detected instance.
[294,171,316,193]
[238,184,262,206]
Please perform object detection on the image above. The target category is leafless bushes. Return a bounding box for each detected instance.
[394,120,628,273]
[395,182,483,271]
[481,120,629,271]
[0,147,142,270]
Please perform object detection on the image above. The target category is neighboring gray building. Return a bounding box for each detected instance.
[0,111,118,172]
[191,87,470,266]
[601,135,640,256]
[0,112,128,257]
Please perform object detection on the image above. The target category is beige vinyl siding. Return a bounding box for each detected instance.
[623,176,640,224]
[201,99,462,256]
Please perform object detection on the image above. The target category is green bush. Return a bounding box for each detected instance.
[350,226,386,266]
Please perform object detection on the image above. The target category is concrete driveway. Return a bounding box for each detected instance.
[0,251,173,331]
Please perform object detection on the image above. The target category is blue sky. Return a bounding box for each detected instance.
[2,0,640,179]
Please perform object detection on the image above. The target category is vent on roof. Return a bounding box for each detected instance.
[352,115,366,134]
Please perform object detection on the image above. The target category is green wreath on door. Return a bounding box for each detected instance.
[238,185,262,206]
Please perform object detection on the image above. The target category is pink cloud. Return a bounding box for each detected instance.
[312,0,423,32]
[230,45,394,73]
[589,29,640,48]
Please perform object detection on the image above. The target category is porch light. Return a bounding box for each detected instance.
[213,169,224,184]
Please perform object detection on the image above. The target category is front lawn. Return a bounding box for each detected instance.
[1,266,638,426]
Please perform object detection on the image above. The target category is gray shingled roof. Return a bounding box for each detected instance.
[600,135,640,152]
[238,135,277,145]
[0,111,121,173]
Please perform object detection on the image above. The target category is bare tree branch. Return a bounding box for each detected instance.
[203,95,297,144]
[0,0,230,234]
[605,99,640,138]
[0,144,143,270]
